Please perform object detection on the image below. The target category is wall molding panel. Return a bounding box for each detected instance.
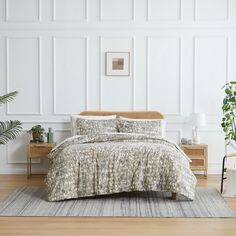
[193,35,228,115]
[166,129,182,143]
[52,36,88,115]
[131,37,135,111]
[194,0,229,22]
[199,129,225,165]
[5,0,41,22]
[147,0,182,21]
[99,36,134,111]
[53,0,88,22]
[100,0,135,21]
[0,0,236,174]
[146,36,182,116]
[6,36,42,115]
[6,130,40,164]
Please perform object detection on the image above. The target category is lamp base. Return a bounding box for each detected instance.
[193,136,200,144]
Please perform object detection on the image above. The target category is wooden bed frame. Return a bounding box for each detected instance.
[79,110,177,200]
[80,111,164,119]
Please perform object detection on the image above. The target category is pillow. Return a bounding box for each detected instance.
[70,115,116,136]
[117,116,165,137]
[76,119,117,135]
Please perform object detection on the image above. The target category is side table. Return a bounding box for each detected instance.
[27,143,55,178]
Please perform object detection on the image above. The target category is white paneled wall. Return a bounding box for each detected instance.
[0,0,236,174]
[53,37,87,114]
[7,37,41,115]
[195,0,229,20]
[6,0,40,22]
[148,0,182,21]
[53,0,87,21]
[101,37,134,110]
[194,36,227,115]
[101,0,134,21]
[147,36,181,115]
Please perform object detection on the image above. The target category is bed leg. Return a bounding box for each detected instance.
[171,192,177,200]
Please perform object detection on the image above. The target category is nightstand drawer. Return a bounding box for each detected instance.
[29,145,53,157]
[190,158,205,167]
[182,148,204,156]
[180,144,208,177]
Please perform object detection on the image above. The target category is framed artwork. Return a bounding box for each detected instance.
[105,52,130,76]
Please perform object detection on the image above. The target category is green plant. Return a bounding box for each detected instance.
[27,125,45,143]
[221,81,236,148]
[27,125,45,133]
[0,91,22,145]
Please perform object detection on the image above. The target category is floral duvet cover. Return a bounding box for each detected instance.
[45,133,197,201]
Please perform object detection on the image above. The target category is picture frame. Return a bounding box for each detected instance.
[105,52,130,76]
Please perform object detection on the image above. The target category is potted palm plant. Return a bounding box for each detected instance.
[0,91,22,145]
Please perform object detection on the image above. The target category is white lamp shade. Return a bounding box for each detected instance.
[188,113,206,127]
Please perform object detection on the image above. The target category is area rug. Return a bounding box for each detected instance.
[0,187,235,217]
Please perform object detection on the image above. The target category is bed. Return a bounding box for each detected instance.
[45,111,197,202]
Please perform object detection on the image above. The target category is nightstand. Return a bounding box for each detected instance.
[27,143,55,178]
[180,144,208,177]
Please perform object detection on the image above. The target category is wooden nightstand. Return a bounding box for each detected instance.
[180,144,208,177]
[27,143,55,178]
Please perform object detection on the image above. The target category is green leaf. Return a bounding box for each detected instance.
[0,120,22,145]
[225,88,231,95]
[0,91,18,106]
[223,98,227,104]
[223,127,228,132]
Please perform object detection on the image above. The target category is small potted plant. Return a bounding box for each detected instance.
[27,125,45,143]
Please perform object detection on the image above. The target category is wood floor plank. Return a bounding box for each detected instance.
[0,174,236,236]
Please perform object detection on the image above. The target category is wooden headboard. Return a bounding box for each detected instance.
[79,111,164,119]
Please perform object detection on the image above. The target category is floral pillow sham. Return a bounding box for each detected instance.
[117,117,165,137]
[75,118,117,135]
[70,115,165,137]
[70,115,116,136]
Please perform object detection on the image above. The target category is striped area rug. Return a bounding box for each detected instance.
[0,187,235,217]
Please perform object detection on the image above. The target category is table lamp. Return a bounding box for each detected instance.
[188,113,206,144]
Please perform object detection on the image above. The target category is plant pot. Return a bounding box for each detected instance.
[32,132,43,142]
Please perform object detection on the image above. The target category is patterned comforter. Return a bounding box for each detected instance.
[45,133,197,201]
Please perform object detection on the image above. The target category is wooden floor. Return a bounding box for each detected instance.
[0,175,236,236]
